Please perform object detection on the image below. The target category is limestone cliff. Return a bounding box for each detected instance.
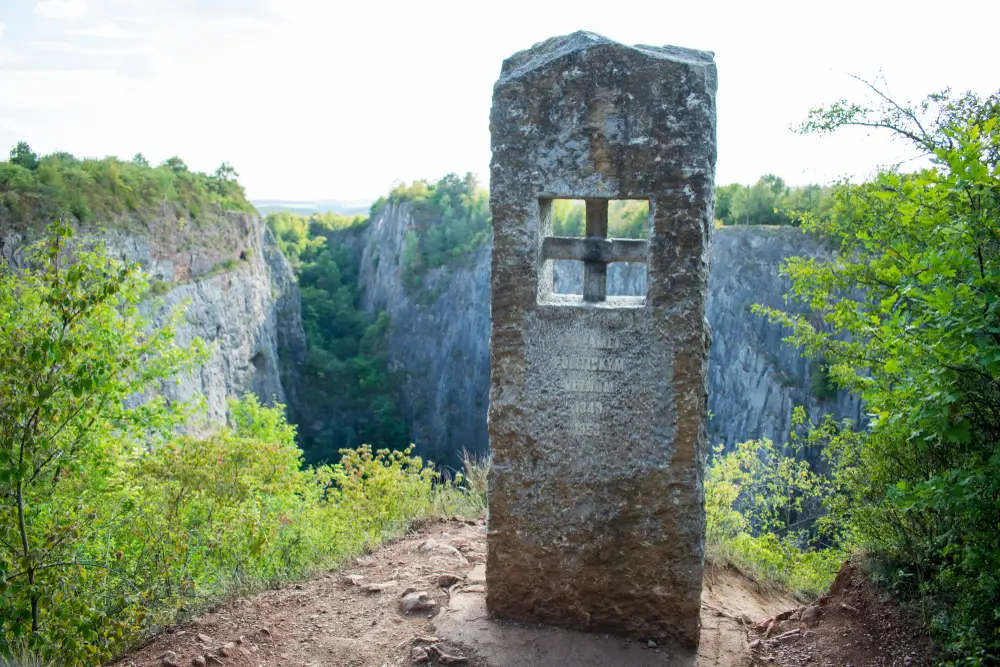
[357,202,491,464]
[354,205,861,459]
[0,211,306,425]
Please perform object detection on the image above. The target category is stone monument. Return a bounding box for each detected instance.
[486,32,717,649]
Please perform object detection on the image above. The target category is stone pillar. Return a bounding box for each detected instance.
[486,31,717,649]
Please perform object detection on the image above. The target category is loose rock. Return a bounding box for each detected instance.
[196,634,213,645]
[801,605,821,625]
[343,574,365,586]
[411,646,430,664]
[191,657,206,667]
[217,642,235,657]
[437,573,462,588]
[361,581,398,594]
[401,591,437,613]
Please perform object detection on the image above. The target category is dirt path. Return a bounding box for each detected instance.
[114,519,926,667]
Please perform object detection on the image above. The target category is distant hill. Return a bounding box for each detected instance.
[253,199,373,217]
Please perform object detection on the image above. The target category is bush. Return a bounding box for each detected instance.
[705,437,845,599]
[758,86,1000,662]
[0,227,477,665]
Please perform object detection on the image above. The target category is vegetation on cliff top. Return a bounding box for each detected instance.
[374,173,491,292]
[0,142,254,229]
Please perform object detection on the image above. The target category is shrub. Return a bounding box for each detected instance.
[0,227,475,665]
[758,86,1000,662]
[705,437,845,599]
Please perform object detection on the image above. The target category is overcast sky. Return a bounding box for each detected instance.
[0,0,997,202]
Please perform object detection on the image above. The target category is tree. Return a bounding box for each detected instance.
[730,174,789,225]
[161,156,188,172]
[8,142,39,171]
[0,222,205,655]
[131,153,150,168]
[757,84,1000,662]
[214,162,238,181]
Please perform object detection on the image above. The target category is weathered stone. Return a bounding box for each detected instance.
[487,31,716,649]
[401,591,437,613]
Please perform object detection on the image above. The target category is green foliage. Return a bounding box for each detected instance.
[757,86,1000,663]
[267,211,408,465]
[8,143,39,172]
[550,199,649,239]
[0,228,480,664]
[383,173,490,291]
[705,438,845,598]
[0,145,254,228]
[716,175,834,226]
[0,222,206,662]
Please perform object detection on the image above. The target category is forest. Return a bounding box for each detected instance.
[1,84,999,666]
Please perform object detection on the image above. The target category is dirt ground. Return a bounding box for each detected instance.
[113,519,934,667]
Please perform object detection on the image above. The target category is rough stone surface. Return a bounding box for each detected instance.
[0,212,307,429]
[487,32,717,648]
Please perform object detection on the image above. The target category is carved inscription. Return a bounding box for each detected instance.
[554,331,630,438]
[561,378,615,393]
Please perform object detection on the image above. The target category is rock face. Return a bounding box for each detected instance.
[357,202,491,465]
[0,211,306,426]
[486,32,716,647]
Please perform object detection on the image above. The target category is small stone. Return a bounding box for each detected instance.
[234,636,244,645]
[258,627,272,639]
[191,657,206,667]
[197,633,213,645]
[401,591,437,613]
[438,654,469,665]
[205,656,224,667]
[749,639,761,649]
[411,647,430,664]
[414,635,441,644]
[361,581,398,593]
[402,585,419,597]
[789,611,801,621]
[647,640,657,648]
[343,574,365,586]
[464,584,486,593]
[218,642,235,657]
[801,605,821,625]
[160,653,180,667]
[295,584,304,590]
[437,573,462,588]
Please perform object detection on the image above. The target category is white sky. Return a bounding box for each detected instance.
[0,0,997,202]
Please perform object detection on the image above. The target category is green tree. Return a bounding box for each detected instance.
[0,222,205,658]
[214,162,238,181]
[8,143,39,171]
[757,86,1000,662]
[131,153,149,168]
[714,182,741,224]
[730,174,790,225]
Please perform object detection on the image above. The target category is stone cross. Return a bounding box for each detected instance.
[487,32,717,650]
[541,200,647,302]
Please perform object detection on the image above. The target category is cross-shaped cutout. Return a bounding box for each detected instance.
[541,199,648,302]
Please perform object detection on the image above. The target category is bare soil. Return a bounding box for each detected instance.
[747,560,937,667]
[113,520,934,667]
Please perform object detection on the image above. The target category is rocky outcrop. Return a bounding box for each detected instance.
[0,211,306,426]
[355,205,860,459]
[358,202,491,464]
